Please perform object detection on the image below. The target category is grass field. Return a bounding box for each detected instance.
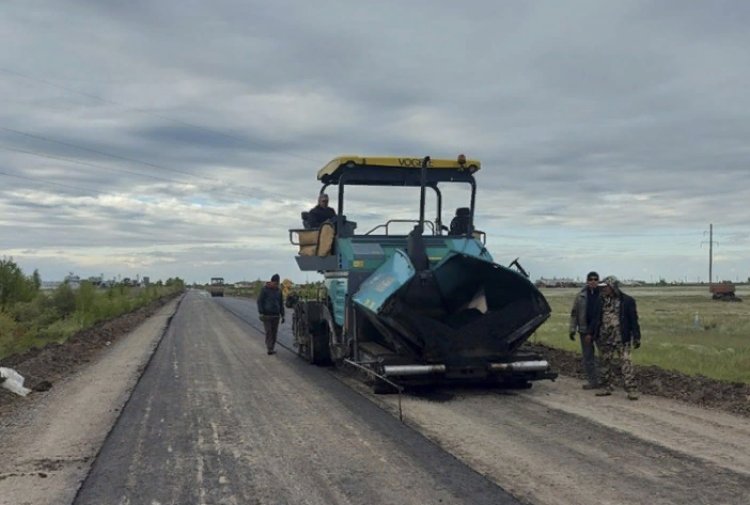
[0,284,182,359]
[532,286,750,383]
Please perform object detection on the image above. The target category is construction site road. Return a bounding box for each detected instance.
[4,292,749,505]
[73,291,517,505]
[216,295,750,505]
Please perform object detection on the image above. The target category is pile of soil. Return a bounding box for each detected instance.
[0,293,181,416]
[528,343,750,417]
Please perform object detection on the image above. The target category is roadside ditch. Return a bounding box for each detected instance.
[0,292,183,416]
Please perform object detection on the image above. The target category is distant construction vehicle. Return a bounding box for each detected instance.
[208,277,225,297]
[710,282,742,302]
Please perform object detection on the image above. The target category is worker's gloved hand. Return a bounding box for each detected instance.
[633,340,641,349]
[569,331,576,341]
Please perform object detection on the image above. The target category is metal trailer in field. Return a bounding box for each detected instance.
[288,155,555,392]
[710,282,742,302]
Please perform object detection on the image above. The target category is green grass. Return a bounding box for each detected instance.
[532,286,750,383]
[0,284,182,359]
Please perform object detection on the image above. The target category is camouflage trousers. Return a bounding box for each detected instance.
[598,343,637,392]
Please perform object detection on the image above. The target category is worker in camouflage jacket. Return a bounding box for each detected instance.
[257,274,285,355]
[590,275,641,400]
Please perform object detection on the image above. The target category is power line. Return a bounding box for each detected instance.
[0,126,269,201]
[577,231,702,239]
[0,145,274,203]
[0,67,322,164]
[0,144,273,206]
[0,145,191,186]
[0,169,257,222]
[0,169,100,197]
[0,126,215,180]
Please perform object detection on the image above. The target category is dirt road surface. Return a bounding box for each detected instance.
[4,292,749,505]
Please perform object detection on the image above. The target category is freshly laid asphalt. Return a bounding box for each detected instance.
[73,291,520,504]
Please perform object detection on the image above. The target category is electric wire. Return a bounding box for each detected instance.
[0,144,272,206]
[0,126,271,201]
[0,67,322,164]
[0,169,260,223]
[0,145,193,186]
[0,66,321,209]
[0,126,219,181]
[0,169,100,197]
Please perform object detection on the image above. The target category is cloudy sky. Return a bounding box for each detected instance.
[1,0,749,284]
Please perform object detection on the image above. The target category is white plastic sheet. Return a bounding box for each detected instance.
[0,367,32,396]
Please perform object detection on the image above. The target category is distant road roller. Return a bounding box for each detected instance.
[288,155,555,391]
[208,277,225,297]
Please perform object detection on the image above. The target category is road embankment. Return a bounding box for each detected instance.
[0,296,181,505]
[0,292,182,415]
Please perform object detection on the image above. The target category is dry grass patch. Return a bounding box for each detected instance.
[533,286,750,383]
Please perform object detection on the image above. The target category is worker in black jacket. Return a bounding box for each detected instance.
[568,271,601,389]
[590,275,641,399]
[257,274,285,355]
[306,193,336,228]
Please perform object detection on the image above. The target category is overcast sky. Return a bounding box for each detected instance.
[1,0,749,284]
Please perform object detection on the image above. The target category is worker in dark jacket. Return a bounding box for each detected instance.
[257,274,285,355]
[590,275,641,400]
[307,193,336,228]
[569,271,601,389]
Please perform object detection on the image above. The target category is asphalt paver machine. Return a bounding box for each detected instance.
[289,155,555,391]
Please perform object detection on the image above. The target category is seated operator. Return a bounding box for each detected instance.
[306,193,336,228]
[449,207,472,235]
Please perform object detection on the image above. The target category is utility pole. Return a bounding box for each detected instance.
[709,223,713,286]
[702,224,718,285]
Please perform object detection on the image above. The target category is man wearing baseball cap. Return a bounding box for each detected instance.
[590,275,642,400]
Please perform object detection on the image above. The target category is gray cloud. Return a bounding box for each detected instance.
[1,0,749,283]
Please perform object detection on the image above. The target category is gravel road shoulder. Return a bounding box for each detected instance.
[0,297,180,505]
[342,374,750,505]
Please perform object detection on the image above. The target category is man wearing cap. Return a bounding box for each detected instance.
[257,274,285,355]
[590,275,642,400]
[569,271,601,389]
[307,193,336,228]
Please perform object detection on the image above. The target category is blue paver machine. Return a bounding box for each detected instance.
[288,155,555,392]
